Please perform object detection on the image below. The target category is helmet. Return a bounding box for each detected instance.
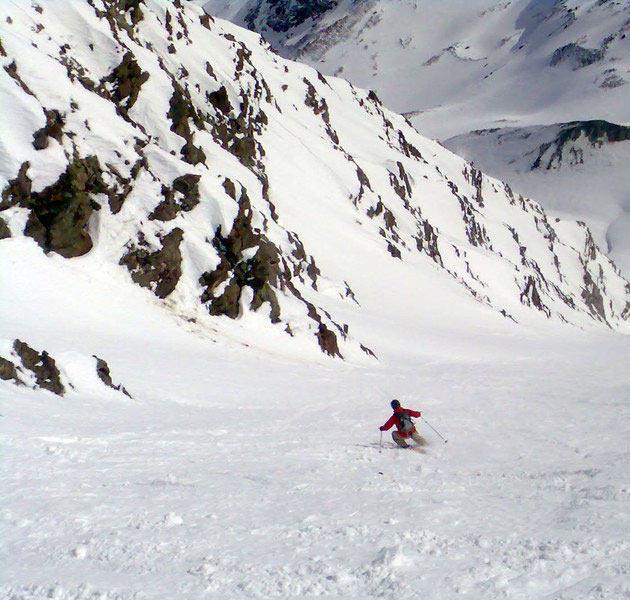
[390,399,400,410]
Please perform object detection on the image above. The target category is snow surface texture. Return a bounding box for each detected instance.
[2,228,630,600]
[202,0,630,277]
[1,0,629,369]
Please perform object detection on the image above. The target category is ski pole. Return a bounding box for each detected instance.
[379,430,383,453]
[421,416,448,444]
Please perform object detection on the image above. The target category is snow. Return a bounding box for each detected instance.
[1,1,630,598]
[2,237,630,599]
[202,0,630,135]
[445,124,630,276]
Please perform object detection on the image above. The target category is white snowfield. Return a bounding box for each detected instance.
[0,0,629,598]
[2,239,630,600]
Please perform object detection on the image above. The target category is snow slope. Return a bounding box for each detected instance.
[2,221,630,600]
[202,0,630,277]
[446,120,630,275]
[204,0,630,138]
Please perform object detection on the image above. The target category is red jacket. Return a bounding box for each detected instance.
[380,407,421,438]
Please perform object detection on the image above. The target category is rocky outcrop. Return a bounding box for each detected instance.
[12,340,65,396]
[32,109,65,150]
[94,356,132,397]
[531,120,630,170]
[0,356,22,385]
[0,216,11,239]
[245,0,338,33]
[167,81,207,166]
[101,51,150,116]
[120,228,184,299]
[0,340,132,397]
[149,174,201,222]
[550,43,604,70]
[200,184,281,320]
[1,157,109,258]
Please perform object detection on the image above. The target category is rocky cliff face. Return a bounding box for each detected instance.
[529,120,630,170]
[244,0,339,33]
[1,0,629,362]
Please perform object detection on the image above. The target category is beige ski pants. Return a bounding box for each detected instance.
[392,430,424,448]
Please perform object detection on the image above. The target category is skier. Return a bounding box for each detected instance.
[379,399,424,448]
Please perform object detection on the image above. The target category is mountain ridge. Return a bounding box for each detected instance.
[200,0,630,278]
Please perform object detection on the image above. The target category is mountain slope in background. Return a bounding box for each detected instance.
[2,0,628,387]
[446,119,630,274]
[199,0,630,135]
[201,0,630,276]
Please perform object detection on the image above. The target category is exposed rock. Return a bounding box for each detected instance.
[550,43,604,70]
[167,81,207,165]
[90,0,146,40]
[304,78,339,144]
[1,157,109,258]
[199,13,213,30]
[206,85,233,115]
[4,60,36,97]
[415,221,443,267]
[582,270,607,323]
[101,51,150,114]
[246,0,338,33]
[94,355,132,397]
[32,109,64,150]
[200,185,282,321]
[0,356,22,384]
[599,68,626,89]
[120,228,184,299]
[0,216,11,239]
[104,155,147,215]
[531,120,630,170]
[118,0,145,26]
[463,165,484,206]
[447,181,491,249]
[520,277,551,317]
[396,130,423,161]
[316,322,340,357]
[13,339,65,396]
[149,174,201,221]
[1,162,31,211]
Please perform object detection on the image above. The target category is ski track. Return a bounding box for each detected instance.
[3,350,629,600]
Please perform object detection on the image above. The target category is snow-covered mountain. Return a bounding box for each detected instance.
[446,119,630,274]
[202,0,630,276]
[3,3,630,599]
[200,0,630,134]
[1,0,629,386]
